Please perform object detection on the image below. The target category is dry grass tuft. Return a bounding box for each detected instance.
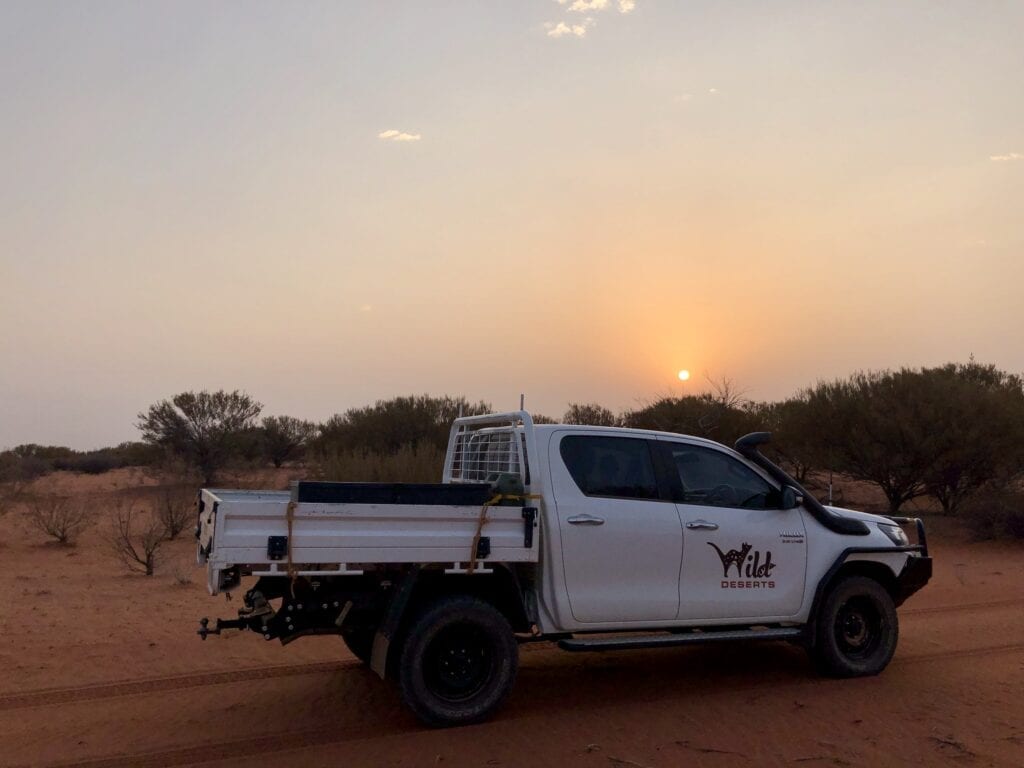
[315,443,444,484]
[27,496,93,546]
[109,500,165,576]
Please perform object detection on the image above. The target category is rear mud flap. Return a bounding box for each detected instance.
[370,565,421,679]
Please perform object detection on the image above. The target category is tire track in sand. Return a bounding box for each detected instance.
[18,641,1024,768]
[4,596,1021,713]
[0,660,359,711]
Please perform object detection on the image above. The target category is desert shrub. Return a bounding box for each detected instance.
[27,497,93,545]
[3,441,161,479]
[315,395,490,456]
[315,443,445,483]
[55,451,123,475]
[0,450,51,481]
[622,391,762,446]
[0,479,26,517]
[110,501,165,575]
[111,441,164,467]
[563,403,618,427]
[155,485,196,540]
[961,484,1024,540]
[800,363,1024,513]
[0,452,22,483]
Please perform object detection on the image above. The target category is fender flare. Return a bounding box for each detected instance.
[806,545,931,644]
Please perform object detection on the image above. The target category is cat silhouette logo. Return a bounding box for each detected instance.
[708,541,777,588]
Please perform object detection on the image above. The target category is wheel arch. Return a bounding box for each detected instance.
[806,550,906,646]
[406,566,532,633]
[370,564,532,679]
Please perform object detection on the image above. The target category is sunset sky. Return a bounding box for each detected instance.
[2,1,1023,448]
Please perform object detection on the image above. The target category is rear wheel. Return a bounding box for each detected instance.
[397,595,518,727]
[812,575,898,677]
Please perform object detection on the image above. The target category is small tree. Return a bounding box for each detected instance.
[156,486,196,540]
[28,497,93,545]
[136,390,262,484]
[802,373,933,513]
[110,502,165,576]
[261,415,318,467]
[563,403,618,427]
[919,363,1024,514]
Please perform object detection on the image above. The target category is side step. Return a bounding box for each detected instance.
[558,627,803,652]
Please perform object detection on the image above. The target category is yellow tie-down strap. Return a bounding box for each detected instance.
[468,493,542,574]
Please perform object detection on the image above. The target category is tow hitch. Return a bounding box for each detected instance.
[197,616,248,640]
[197,588,277,640]
[196,580,363,644]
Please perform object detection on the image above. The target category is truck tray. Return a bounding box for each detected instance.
[198,485,539,595]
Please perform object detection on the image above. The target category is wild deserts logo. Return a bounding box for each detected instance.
[708,542,776,589]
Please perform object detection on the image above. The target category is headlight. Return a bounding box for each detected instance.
[877,523,909,546]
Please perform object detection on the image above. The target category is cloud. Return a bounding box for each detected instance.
[378,129,421,142]
[557,0,635,11]
[546,18,594,37]
[546,0,632,39]
[990,152,1022,162]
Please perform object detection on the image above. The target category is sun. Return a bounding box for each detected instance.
[678,369,691,382]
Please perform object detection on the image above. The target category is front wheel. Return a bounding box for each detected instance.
[397,595,518,727]
[812,575,898,677]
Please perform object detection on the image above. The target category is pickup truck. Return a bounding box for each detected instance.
[195,411,932,727]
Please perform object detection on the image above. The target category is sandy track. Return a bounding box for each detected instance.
[2,499,1022,768]
[0,661,358,711]
[3,594,1021,712]
[20,637,1024,768]
[2,605,1021,713]
[6,602,1023,768]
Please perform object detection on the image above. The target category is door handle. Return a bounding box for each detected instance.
[686,520,719,530]
[567,514,605,526]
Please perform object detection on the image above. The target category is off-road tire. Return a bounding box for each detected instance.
[812,575,898,677]
[397,595,518,727]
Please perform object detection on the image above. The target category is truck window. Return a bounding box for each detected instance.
[560,436,659,500]
[667,444,778,509]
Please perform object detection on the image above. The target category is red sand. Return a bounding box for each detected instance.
[2,469,1022,767]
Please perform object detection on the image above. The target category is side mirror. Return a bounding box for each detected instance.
[780,486,804,510]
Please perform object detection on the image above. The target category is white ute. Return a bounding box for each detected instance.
[196,411,931,726]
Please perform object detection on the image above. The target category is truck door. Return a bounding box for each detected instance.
[550,433,683,623]
[659,441,808,621]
